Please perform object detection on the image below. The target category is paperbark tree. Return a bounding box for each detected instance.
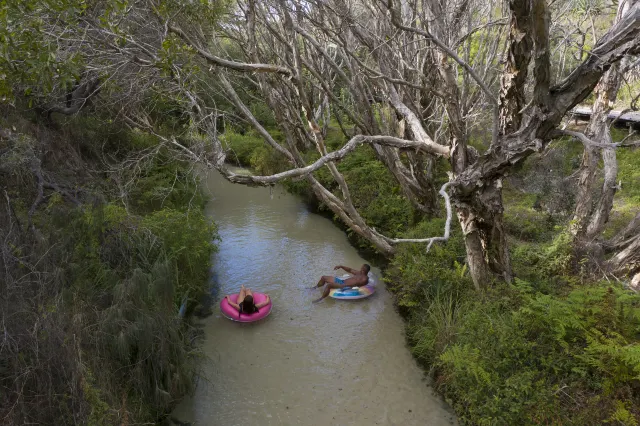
[6,0,640,288]
[571,0,638,243]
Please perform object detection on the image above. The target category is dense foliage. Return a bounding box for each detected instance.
[389,235,640,425]
[0,112,217,424]
[2,0,639,422]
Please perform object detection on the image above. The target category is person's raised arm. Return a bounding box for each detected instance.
[334,264,357,274]
[256,294,271,309]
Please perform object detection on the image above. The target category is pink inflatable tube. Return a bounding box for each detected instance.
[220,292,272,322]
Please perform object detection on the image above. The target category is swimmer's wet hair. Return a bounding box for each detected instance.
[239,294,259,318]
[363,264,371,273]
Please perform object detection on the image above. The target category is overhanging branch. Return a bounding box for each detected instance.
[218,134,450,185]
[168,24,294,76]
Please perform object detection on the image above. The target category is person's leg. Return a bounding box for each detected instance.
[313,275,337,288]
[238,285,247,304]
[313,282,345,303]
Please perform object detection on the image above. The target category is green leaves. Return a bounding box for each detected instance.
[0,0,86,102]
[431,282,640,424]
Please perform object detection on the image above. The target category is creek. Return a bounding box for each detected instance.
[172,168,456,425]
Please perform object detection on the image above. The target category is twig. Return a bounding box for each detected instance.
[27,161,45,230]
[167,25,294,76]
[381,182,453,251]
[42,181,81,206]
[3,189,23,235]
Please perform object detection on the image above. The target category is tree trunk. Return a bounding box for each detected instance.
[604,212,640,282]
[571,0,634,240]
[498,0,533,135]
[605,212,640,251]
[585,145,617,239]
[455,180,513,290]
[607,233,640,277]
[453,0,537,288]
[571,145,600,237]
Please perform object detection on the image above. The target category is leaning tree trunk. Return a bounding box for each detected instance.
[607,234,640,279]
[416,0,514,290]
[571,0,635,240]
[572,145,600,237]
[454,180,513,289]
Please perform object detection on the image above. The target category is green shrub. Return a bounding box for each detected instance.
[510,229,581,290]
[142,207,218,304]
[430,282,640,425]
[344,161,415,234]
[324,125,347,150]
[222,131,264,166]
[51,202,216,422]
[1,106,214,424]
[64,203,218,306]
[222,130,289,175]
[385,218,468,309]
[503,188,559,242]
[127,153,207,214]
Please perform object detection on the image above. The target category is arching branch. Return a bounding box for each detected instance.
[167,25,294,76]
[558,129,640,148]
[218,134,449,186]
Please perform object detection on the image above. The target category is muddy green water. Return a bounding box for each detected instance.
[172,169,456,425]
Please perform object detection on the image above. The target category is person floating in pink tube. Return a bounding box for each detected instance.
[311,264,370,303]
[225,285,271,319]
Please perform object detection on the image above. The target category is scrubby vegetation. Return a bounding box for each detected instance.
[387,226,640,425]
[0,111,217,424]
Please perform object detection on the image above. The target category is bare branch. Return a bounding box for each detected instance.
[216,71,296,163]
[386,0,498,107]
[167,24,294,76]
[221,134,450,186]
[382,182,453,251]
[558,129,640,148]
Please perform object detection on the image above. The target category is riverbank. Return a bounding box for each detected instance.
[0,111,218,424]
[225,127,640,424]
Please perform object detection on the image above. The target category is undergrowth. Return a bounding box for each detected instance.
[1,113,217,424]
[387,229,640,425]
